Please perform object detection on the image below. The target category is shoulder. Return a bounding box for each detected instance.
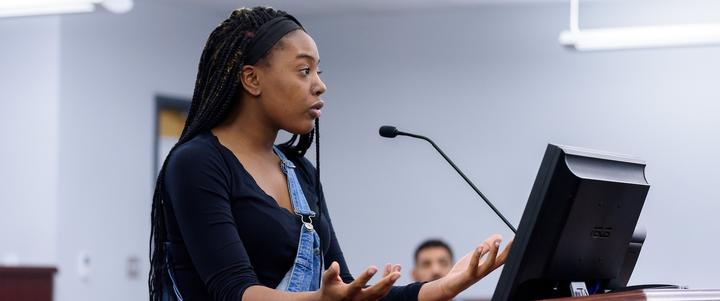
[275,146,318,185]
[294,155,317,176]
[283,151,317,181]
[165,132,229,178]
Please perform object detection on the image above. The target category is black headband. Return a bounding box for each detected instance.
[244,15,304,65]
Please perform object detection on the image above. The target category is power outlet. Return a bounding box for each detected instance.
[77,250,91,282]
[127,255,140,280]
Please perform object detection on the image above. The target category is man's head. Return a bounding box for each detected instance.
[412,239,454,282]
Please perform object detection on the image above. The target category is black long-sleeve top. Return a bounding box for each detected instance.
[162,132,423,300]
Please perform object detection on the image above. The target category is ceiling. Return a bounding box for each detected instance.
[170,0,573,16]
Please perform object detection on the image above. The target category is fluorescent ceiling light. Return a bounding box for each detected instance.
[560,24,720,51]
[558,0,720,51]
[0,0,132,18]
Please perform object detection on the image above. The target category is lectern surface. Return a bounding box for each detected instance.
[542,289,720,301]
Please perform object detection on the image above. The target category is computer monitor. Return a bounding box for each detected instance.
[492,144,650,301]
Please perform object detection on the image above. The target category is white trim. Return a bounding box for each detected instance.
[559,0,720,51]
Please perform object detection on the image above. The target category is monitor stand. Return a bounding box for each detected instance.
[570,282,590,297]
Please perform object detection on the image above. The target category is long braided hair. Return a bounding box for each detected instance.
[149,7,321,299]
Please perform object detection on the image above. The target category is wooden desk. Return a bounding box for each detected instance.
[0,266,57,301]
[545,289,720,301]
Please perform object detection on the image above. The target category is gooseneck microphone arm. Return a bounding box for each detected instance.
[379,125,517,233]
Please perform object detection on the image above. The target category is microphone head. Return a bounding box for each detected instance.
[379,125,399,138]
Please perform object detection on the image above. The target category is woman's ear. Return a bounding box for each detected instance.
[239,65,261,96]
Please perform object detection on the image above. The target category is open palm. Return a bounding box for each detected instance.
[448,235,512,281]
[318,261,402,301]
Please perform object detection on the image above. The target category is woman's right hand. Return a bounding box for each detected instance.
[316,261,402,301]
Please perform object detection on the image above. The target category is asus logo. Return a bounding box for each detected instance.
[591,226,613,238]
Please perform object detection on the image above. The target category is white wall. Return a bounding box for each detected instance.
[301,1,720,297]
[0,16,60,266]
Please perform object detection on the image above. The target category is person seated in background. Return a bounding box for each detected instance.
[412,239,454,282]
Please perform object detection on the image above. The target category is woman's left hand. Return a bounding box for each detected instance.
[433,234,513,300]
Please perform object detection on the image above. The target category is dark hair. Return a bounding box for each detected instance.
[149,7,320,300]
[414,239,454,263]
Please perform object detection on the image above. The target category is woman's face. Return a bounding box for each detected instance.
[255,30,326,135]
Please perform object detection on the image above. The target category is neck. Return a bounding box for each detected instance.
[212,95,278,156]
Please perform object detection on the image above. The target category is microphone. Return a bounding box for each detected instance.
[378,126,399,138]
[379,125,517,233]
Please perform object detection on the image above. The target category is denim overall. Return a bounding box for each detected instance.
[273,146,323,292]
[164,147,322,300]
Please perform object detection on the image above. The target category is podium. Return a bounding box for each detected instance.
[0,266,57,301]
[544,289,720,301]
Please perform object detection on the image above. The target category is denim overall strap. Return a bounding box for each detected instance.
[273,146,323,292]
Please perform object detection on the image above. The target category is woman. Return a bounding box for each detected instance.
[149,7,511,301]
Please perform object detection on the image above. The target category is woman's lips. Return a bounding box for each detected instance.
[309,101,324,118]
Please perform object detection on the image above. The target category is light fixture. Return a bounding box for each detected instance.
[0,0,133,18]
[559,0,720,51]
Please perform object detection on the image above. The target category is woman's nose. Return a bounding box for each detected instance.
[313,76,327,96]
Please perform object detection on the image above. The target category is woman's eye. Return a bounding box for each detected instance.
[300,68,322,76]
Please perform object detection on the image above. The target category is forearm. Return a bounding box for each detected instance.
[242,285,320,301]
[417,273,472,301]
